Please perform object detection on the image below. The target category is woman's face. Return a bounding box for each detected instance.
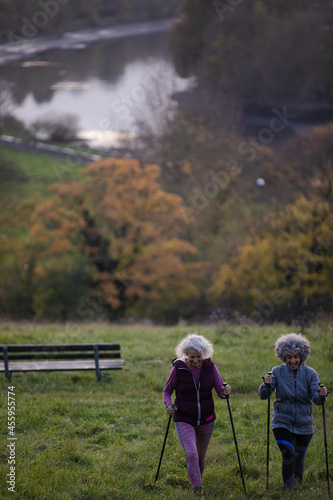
[186,349,203,369]
[285,352,301,370]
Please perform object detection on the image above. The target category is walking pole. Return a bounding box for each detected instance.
[266,393,271,490]
[320,384,330,497]
[223,384,246,494]
[262,372,272,490]
[155,404,175,483]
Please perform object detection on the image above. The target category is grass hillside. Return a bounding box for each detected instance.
[0,147,85,245]
[1,148,84,195]
[0,321,332,499]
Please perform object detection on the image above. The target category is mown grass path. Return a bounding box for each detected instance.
[0,321,332,499]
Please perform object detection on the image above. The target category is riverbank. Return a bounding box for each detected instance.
[0,133,130,163]
[0,18,176,66]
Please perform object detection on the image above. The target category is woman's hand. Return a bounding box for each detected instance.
[264,373,273,385]
[318,385,328,397]
[222,384,231,396]
[166,405,177,416]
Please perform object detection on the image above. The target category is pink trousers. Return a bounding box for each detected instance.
[175,420,214,487]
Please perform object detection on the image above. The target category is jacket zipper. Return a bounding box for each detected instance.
[179,367,201,425]
[196,381,201,426]
[293,371,297,431]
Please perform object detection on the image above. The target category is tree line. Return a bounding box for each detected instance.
[171,0,333,112]
[1,122,332,324]
[0,0,332,324]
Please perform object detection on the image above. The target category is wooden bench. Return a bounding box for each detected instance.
[0,343,124,382]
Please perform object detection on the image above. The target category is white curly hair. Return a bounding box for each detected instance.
[175,333,214,359]
[275,332,311,363]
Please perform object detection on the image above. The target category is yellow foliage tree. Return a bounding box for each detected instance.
[209,196,333,321]
[0,167,41,317]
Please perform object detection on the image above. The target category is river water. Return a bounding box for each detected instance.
[0,20,195,147]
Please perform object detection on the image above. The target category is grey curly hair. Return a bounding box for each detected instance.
[275,333,311,363]
[175,333,214,359]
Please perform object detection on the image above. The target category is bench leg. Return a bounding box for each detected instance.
[3,346,11,382]
[93,344,101,382]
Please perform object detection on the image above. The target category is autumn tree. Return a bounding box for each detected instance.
[209,196,333,322]
[270,124,333,201]
[30,157,201,322]
[0,155,39,317]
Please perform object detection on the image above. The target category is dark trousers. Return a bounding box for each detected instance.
[273,427,313,489]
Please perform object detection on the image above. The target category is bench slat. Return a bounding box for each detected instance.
[0,343,120,353]
[0,343,124,381]
[1,352,121,361]
[1,359,125,373]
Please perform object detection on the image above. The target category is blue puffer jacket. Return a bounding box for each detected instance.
[258,363,324,434]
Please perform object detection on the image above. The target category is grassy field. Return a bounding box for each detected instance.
[1,147,84,195]
[0,321,332,499]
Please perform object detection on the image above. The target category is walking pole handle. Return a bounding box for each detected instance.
[223,382,230,398]
[262,372,272,386]
[319,383,329,401]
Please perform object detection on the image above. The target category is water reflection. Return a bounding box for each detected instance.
[1,30,194,135]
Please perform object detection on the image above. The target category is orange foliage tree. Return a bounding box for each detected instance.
[30,158,201,321]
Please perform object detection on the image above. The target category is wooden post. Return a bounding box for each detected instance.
[3,346,11,382]
[93,344,101,382]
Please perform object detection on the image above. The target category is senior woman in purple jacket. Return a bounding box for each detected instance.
[163,333,231,500]
[259,333,328,491]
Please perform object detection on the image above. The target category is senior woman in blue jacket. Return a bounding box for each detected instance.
[258,332,328,491]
